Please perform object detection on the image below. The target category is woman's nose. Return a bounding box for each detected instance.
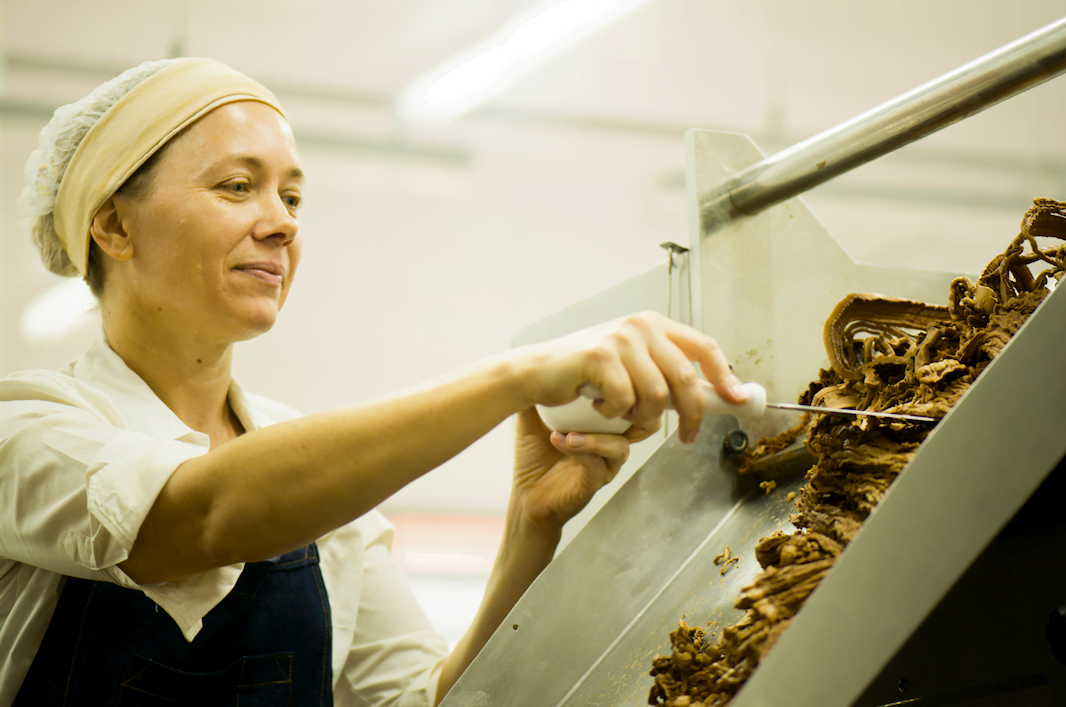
[256,192,299,245]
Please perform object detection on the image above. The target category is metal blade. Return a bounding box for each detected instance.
[768,402,937,424]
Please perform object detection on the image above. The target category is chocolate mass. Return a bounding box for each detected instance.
[647,198,1066,707]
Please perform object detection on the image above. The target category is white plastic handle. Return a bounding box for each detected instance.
[536,381,768,434]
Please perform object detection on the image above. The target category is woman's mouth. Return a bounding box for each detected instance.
[234,262,284,286]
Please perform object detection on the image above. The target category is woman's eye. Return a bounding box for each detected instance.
[224,181,249,193]
[283,194,301,209]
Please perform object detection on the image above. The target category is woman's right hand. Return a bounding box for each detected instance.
[514,311,745,444]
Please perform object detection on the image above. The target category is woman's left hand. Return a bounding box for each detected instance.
[511,407,662,533]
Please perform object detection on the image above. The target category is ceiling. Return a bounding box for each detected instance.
[2,0,1065,515]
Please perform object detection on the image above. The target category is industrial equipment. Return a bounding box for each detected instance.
[440,16,1066,707]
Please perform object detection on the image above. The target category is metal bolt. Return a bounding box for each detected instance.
[723,430,749,455]
[898,678,909,693]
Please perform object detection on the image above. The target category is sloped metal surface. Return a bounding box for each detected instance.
[440,129,1064,706]
[441,414,804,707]
[730,270,1066,707]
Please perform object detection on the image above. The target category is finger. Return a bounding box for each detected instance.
[573,433,630,487]
[583,346,635,419]
[597,434,631,482]
[647,335,706,443]
[661,320,745,403]
[624,415,663,444]
[552,431,630,463]
[612,333,671,425]
[547,432,627,489]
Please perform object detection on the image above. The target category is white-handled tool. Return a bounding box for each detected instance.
[536,380,935,434]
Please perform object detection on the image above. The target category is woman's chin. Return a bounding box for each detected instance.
[230,305,280,340]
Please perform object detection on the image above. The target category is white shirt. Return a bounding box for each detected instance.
[0,333,448,706]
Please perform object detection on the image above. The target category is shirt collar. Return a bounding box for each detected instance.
[226,377,273,432]
[72,331,263,445]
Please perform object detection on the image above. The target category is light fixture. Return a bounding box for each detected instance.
[398,0,648,123]
[20,278,98,342]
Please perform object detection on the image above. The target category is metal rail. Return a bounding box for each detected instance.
[705,16,1066,219]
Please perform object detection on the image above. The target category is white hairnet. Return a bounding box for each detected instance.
[17,58,182,279]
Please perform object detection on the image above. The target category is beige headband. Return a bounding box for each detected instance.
[54,58,286,276]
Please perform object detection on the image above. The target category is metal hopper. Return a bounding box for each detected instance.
[440,16,1066,707]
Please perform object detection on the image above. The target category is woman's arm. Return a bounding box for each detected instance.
[435,500,561,704]
[120,353,531,583]
[434,409,656,703]
[120,312,741,584]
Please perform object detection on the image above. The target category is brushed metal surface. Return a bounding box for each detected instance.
[687,129,961,444]
[446,107,1061,703]
[731,277,1066,707]
[440,415,803,707]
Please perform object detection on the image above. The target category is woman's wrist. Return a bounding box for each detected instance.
[501,345,553,411]
[470,347,537,415]
[505,491,563,548]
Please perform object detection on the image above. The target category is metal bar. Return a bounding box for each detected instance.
[767,402,936,423]
[707,16,1066,218]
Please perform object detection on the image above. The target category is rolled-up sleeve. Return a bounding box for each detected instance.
[0,376,239,640]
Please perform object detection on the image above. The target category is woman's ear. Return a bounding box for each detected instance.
[90,196,135,262]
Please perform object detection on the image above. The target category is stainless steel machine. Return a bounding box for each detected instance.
[439,17,1066,707]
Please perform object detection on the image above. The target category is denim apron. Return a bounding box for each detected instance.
[13,544,332,706]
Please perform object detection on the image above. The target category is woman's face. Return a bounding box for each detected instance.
[109,100,304,343]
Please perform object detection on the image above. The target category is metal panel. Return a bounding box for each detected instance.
[728,273,1066,707]
[687,129,965,443]
[440,414,805,707]
[852,464,1066,706]
[443,115,1063,704]
[511,254,693,348]
[511,254,696,552]
[442,129,994,707]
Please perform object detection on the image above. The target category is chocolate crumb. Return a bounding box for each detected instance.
[712,546,731,565]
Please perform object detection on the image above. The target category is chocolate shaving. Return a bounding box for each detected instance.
[736,418,807,475]
[648,198,1066,707]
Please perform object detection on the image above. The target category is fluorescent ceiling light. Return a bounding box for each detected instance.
[21,279,98,342]
[399,0,648,123]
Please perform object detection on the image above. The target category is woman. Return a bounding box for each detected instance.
[0,58,745,706]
